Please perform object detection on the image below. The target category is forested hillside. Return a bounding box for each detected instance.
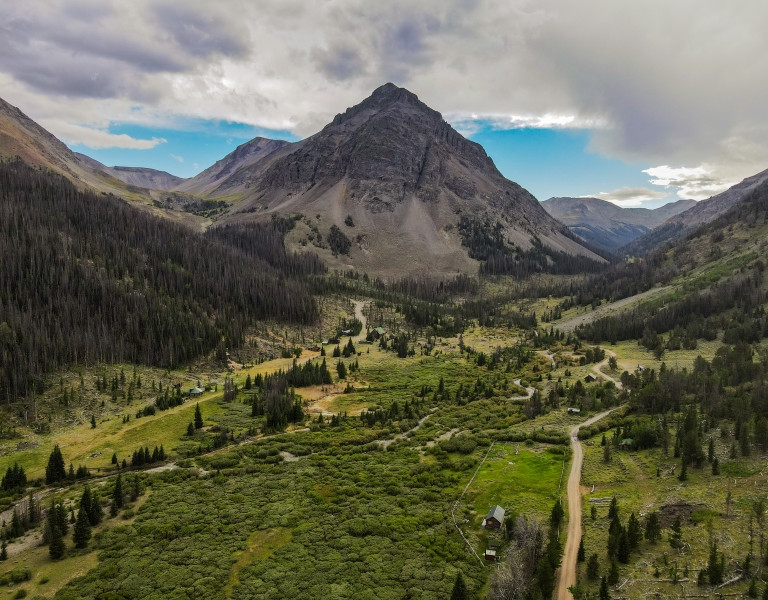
[0,160,320,403]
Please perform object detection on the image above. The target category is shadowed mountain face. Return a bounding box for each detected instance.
[620,167,768,256]
[75,152,185,190]
[542,196,696,252]
[195,83,602,277]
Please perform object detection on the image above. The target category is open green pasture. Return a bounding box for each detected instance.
[464,444,566,526]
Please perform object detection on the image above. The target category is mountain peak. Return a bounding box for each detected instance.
[331,83,439,128]
[368,82,419,104]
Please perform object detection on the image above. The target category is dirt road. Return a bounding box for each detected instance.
[555,408,617,600]
[591,348,622,387]
[555,286,671,332]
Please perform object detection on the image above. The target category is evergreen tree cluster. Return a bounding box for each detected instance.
[1,492,40,542]
[0,160,319,403]
[155,386,185,411]
[250,375,304,431]
[131,445,166,467]
[0,462,26,492]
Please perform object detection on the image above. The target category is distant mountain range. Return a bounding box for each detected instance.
[620,167,768,255]
[541,196,696,252]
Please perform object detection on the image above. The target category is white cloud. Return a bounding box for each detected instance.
[39,119,167,149]
[169,153,184,163]
[445,112,609,136]
[643,164,738,201]
[581,186,668,207]
[0,0,767,186]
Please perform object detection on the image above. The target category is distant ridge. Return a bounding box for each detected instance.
[621,167,768,255]
[542,196,695,252]
[75,152,185,190]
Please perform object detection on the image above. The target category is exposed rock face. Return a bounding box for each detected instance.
[210,83,601,277]
[542,196,696,252]
[174,137,290,196]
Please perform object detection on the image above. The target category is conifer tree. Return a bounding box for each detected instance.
[49,520,65,559]
[450,571,469,600]
[28,492,38,525]
[80,486,92,515]
[600,576,610,600]
[88,491,103,526]
[578,536,586,562]
[608,560,620,585]
[669,516,683,549]
[587,553,600,580]
[45,445,66,484]
[194,403,203,429]
[131,475,140,502]
[111,473,124,515]
[73,507,91,548]
[608,496,619,520]
[627,512,642,549]
[645,512,661,543]
[0,539,6,561]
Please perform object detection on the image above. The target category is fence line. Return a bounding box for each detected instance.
[451,441,496,567]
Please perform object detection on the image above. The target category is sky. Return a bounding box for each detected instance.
[1,0,767,208]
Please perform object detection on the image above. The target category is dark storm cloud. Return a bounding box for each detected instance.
[152,3,250,59]
[316,46,366,81]
[0,1,249,101]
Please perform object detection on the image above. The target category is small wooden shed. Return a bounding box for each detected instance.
[483,505,505,529]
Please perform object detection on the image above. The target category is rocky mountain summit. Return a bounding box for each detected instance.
[202,83,602,276]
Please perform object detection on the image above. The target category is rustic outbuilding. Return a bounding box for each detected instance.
[483,505,505,529]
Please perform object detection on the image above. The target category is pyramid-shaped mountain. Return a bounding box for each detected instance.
[193,83,602,277]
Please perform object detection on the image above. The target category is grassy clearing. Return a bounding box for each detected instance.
[0,388,224,480]
[465,444,566,525]
[607,338,723,374]
[578,427,768,600]
[225,528,293,598]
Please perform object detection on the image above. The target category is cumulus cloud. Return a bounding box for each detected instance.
[0,0,766,184]
[40,119,167,149]
[643,164,736,201]
[582,186,668,208]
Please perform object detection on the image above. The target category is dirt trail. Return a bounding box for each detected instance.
[555,286,671,332]
[556,408,618,600]
[351,299,368,342]
[591,348,622,387]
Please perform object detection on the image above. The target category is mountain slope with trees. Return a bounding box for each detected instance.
[0,160,321,403]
